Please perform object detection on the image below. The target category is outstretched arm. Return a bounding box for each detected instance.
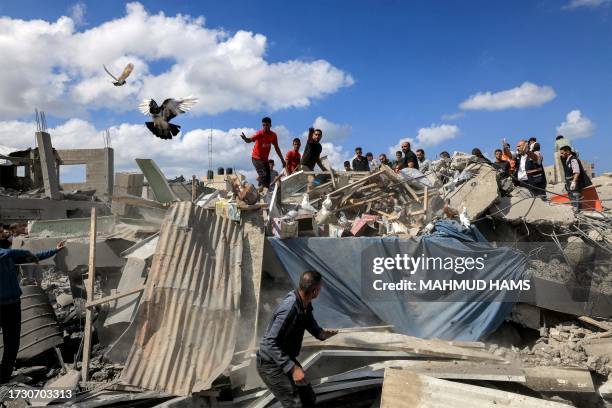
[240,132,253,143]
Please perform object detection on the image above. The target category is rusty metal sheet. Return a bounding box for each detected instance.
[0,285,63,360]
[380,369,573,408]
[120,202,244,396]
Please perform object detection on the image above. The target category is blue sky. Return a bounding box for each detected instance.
[0,0,609,179]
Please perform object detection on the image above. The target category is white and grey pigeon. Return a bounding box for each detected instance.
[103,63,134,86]
[138,97,198,140]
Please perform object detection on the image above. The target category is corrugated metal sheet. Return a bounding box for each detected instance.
[120,202,243,396]
[380,369,573,408]
[0,285,63,360]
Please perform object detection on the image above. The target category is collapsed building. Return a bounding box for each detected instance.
[0,128,611,408]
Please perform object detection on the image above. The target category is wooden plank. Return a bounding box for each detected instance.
[329,170,385,197]
[81,208,97,381]
[578,316,612,331]
[191,175,197,202]
[86,285,146,309]
[380,165,419,202]
[300,331,505,362]
[334,192,395,213]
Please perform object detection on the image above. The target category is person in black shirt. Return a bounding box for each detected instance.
[300,128,327,171]
[492,149,510,175]
[352,147,370,171]
[396,141,418,171]
[471,148,491,164]
[257,271,337,407]
[378,153,391,168]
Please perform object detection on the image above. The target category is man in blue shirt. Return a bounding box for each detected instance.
[0,237,65,383]
[257,270,337,407]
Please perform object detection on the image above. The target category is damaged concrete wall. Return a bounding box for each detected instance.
[57,148,114,200]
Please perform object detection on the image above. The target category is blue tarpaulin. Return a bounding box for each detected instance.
[267,220,526,341]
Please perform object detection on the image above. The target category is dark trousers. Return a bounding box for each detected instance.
[257,357,298,407]
[0,302,21,384]
[519,180,546,198]
[565,181,582,210]
[252,158,271,188]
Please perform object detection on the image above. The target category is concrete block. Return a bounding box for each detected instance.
[56,293,74,307]
[448,163,499,220]
[35,132,60,200]
[491,195,576,227]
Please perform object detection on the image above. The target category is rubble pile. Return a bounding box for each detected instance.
[490,322,612,377]
[1,137,611,407]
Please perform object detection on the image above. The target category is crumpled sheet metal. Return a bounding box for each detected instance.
[121,202,243,396]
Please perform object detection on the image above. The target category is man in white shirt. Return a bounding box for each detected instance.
[514,139,546,198]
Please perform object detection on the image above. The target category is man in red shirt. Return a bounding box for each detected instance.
[285,138,301,175]
[241,117,286,190]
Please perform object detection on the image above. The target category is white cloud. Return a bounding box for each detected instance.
[389,124,460,156]
[441,112,465,121]
[69,2,86,26]
[563,0,611,9]
[310,116,352,143]
[0,117,352,182]
[459,82,556,111]
[0,2,353,119]
[556,110,595,139]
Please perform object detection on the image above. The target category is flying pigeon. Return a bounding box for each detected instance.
[103,63,134,86]
[138,97,198,140]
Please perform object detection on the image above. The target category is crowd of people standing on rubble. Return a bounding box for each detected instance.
[240,117,592,210]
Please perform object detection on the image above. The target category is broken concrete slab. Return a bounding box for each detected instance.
[13,236,125,270]
[380,369,573,408]
[102,234,159,345]
[135,158,178,204]
[447,163,499,221]
[0,196,109,224]
[56,293,74,308]
[523,366,595,393]
[491,193,576,227]
[28,216,116,236]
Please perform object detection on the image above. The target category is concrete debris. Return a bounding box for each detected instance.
[1,144,611,408]
[492,193,576,227]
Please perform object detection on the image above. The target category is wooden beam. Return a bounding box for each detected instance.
[334,192,395,213]
[86,285,146,309]
[578,316,612,331]
[81,208,97,381]
[191,175,197,202]
[328,169,385,196]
